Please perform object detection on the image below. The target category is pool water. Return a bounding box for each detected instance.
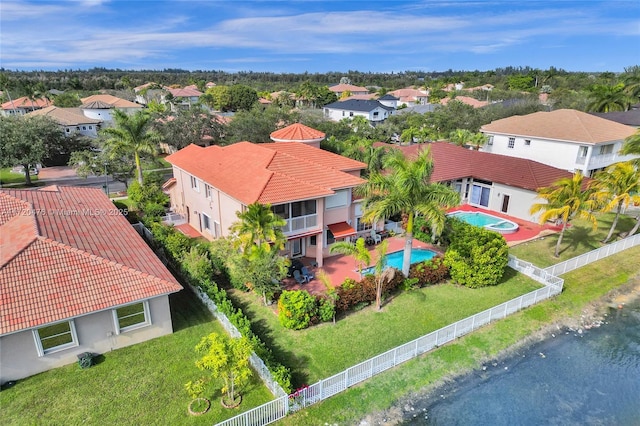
[448,211,519,234]
[362,248,436,275]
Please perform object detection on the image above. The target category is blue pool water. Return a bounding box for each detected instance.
[448,211,519,234]
[362,248,436,275]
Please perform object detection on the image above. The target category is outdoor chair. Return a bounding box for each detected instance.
[370,229,382,244]
[293,269,308,284]
[301,266,315,281]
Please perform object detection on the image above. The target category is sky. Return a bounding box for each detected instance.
[0,0,639,74]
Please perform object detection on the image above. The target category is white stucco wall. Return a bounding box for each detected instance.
[0,295,174,384]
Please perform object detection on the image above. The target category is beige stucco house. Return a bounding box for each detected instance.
[0,186,182,384]
[164,140,368,267]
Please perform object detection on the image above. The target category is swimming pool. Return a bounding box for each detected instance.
[361,248,437,275]
[448,210,519,234]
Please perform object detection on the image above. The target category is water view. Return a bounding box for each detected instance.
[403,299,640,425]
[362,248,436,275]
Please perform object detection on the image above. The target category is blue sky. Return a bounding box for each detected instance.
[1,1,638,73]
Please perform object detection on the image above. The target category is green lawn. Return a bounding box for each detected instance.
[0,288,274,425]
[279,246,640,425]
[510,212,637,267]
[0,167,39,185]
[228,269,541,387]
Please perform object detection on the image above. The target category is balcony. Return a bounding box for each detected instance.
[282,213,318,236]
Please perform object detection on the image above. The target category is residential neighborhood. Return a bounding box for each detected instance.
[1,1,640,420]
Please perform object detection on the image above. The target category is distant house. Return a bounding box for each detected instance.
[323,99,395,124]
[440,96,488,108]
[0,186,182,384]
[27,106,102,138]
[163,87,203,110]
[390,142,581,223]
[387,88,429,106]
[1,96,51,116]
[377,94,399,109]
[81,94,143,122]
[164,141,367,267]
[590,110,640,128]
[328,83,370,98]
[481,109,639,177]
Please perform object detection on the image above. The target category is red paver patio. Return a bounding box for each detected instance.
[174,223,202,238]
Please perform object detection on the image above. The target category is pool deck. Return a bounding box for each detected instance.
[284,205,561,296]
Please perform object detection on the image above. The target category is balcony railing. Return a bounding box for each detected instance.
[282,213,318,235]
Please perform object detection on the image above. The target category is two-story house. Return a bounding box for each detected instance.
[480,109,638,177]
[80,94,143,122]
[164,141,367,267]
[323,99,395,124]
[27,106,102,138]
[1,96,51,116]
[328,83,370,98]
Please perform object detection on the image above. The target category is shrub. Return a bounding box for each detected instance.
[335,278,370,312]
[408,256,449,287]
[278,290,318,330]
[443,220,509,288]
[317,296,336,323]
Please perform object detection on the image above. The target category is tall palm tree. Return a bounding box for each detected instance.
[329,237,371,278]
[590,162,640,243]
[101,109,162,185]
[448,129,474,147]
[358,147,460,276]
[620,129,640,161]
[230,202,287,254]
[373,239,389,311]
[530,172,597,257]
[586,84,629,112]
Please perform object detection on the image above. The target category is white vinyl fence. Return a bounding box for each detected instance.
[544,233,640,277]
[215,256,564,426]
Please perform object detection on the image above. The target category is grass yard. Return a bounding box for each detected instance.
[279,245,640,425]
[0,288,274,425]
[0,167,39,185]
[510,212,637,267]
[228,269,541,388]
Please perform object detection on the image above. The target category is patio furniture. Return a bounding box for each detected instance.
[301,266,315,281]
[370,229,382,244]
[293,269,308,284]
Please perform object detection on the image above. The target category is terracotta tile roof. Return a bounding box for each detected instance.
[388,88,429,99]
[481,109,637,143]
[166,87,202,97]
[343,94,377,101]
[166,142,366,205]
[0,187,182,335]
[80,94,142,109]
[2,96,51,110]
[270,123,325,143]
[329,83,369,93]
[27,106,102,126]
[387,142,577,191]
[440,96,488,108]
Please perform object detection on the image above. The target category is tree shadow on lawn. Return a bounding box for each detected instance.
[225,288,311,388]
[170,286,215,332]
[557,225,602,256]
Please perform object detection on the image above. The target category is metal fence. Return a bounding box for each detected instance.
[543,233,640,277]
[215,257,563,426]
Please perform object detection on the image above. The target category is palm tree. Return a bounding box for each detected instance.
[358,147,460,276]
[101,109,162,185]
[620,129,640,158]
[373,239,389,310]
[622,65,640,102]
[586,84,629,112]
[470,132,487,150]
[530,172,597,257]
[448,129,474,147]
[329,237,371,278]
[230,202,287,254]
[590,162,640,243]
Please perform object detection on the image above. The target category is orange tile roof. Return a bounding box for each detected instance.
[166,142,366,205]
[270,123,325,142]
[1,96,51,110]
[387,142,578,191]
[80,94,142,109]
[329,83,369,93]
[0,187,182,335]
[167,87,202,97]
[440,96,488,108]
[481,109,636,143]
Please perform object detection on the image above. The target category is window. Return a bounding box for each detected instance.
[524,139,531,146]
[82,126,87,130]
[272,204,289,219]
[326,229,335,245]
[310,235,317,246]
[356,217,372,232]
[599,144,614,155]
[349,112,354,117]
[214,221,221,238]
[190,176,200,192]
[202,213,211,233]
[325,190,349,209]
[487,135,494,146]
[113,301,149,333]
[507,137,515,149]
[205,184,212,199]
[578,146,588,157]
[89,126,93,130]
[33,321,78,356]
[65,128,70,133]
[470,184,491,207]
[373,111,379,118]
